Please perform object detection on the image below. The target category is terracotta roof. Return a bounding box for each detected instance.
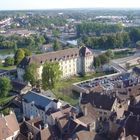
[58,117,68,129]
[75,130,107,140]
[18,47,80,68]
[5,113,19,133]
[0,113,19,140]
[0,117,13,139]
[39,128,52,140]
[18,46,93,68]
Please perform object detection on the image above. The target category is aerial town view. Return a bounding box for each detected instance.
[1,0,140,140]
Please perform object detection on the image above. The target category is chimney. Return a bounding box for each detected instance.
[39,124,42,130]
[30,115,34,120]
[23,117,25,122]
[10,110,13,114]
[44,123,48,128]
[84,106,88,116]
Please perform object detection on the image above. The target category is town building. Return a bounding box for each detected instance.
[17,46,94,81]
[19,117,53,140]
[0,112,20,140]
[80,92,122,120]
[22,91,64,123]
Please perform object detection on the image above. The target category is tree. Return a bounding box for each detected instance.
[105,49,114,59]
[0,77,12,97]
[129,28,140,43]
[53,39,60,51]
[42,61,62,90]
[99,53,109,65]
[52,29,60,38]
[94,57,101,68]
[23,63,38,87]
[4,57,14,67]
[14,49,25,65]
[22,48,32,56]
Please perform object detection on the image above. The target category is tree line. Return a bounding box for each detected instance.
[81,32,130,49]
[0,34,46,50]
[76,22,123,37]
[77,22,140,49]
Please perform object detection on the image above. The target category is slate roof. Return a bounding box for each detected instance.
[22,91,53,110]
[125,115,140,138]
[81,92,116,111]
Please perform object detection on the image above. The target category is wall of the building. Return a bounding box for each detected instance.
[17,53,94,81]
[22,100,62,124]
[17,68,25,81]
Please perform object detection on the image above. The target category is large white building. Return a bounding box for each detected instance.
[17,46,94,81]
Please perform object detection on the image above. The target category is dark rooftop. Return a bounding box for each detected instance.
[22,91,53,110]
[81,92,116,110]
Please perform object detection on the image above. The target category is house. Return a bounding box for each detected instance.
[17,46,94,81]
[19,117,53,140]
[11,80,32,94]
[49,105,77,126]
[0,112,20,140]
[22,91,63,123]
[80,92,122,120]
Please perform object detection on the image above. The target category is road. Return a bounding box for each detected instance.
[110,50,140,73]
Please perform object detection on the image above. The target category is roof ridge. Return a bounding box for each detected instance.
[31,47,79,57]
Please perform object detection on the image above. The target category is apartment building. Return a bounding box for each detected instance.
[17,46,93,81]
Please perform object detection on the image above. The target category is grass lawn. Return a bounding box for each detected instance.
[0,96,13,105]
[0,64,16,70]
[52,71,113,106]
[0,49,14,55]
[113,50,135,59]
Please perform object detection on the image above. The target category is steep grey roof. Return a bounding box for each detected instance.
[79,46,92,57]
[81,92,116,111]
[22,91,53,110]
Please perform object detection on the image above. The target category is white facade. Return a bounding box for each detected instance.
[22,93,62,124]
[17,47,94,81]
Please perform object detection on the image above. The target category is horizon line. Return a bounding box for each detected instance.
[0,7,140,11]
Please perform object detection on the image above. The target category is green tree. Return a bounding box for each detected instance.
[22,48,32,56]
[94,57,101,68]
[129,28,140,43]
[42,61,62,90]
[0,77,12,97]
[4,57,14,67]
[105,49,114,59]
[52,29,60,38]
[23,63,38,87]
[14,48,25,65]
[53,39,60,51]
[99,53,109,65]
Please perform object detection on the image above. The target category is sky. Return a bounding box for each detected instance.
[0,0,140,10]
